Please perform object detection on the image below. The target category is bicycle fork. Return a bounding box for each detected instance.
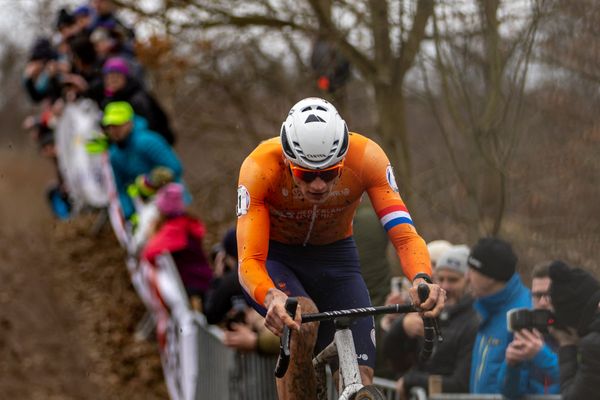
[313,317,363,400]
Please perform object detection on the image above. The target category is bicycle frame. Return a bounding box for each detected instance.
[274,284,442,400]
[313,317,363,400]
[303,305,416,400]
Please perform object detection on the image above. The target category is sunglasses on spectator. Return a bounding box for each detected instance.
[289,161,344,183]
[532,292,550,301]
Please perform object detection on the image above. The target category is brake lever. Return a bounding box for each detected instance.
[417,283,444,342]
[274,297,298,378]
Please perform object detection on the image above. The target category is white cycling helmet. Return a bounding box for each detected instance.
[280,97,349,170]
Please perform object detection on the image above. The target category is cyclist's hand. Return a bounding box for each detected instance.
[409,280,445,318]
[264,288,300,337]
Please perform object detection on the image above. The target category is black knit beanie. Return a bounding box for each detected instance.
[549,260,600,336]
[467,237,517,282]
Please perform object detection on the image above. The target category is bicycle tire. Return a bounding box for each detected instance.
[350,385,385,400]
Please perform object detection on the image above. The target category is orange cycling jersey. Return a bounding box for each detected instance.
[236,133,431,305]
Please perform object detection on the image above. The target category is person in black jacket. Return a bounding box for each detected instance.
[383,245,479,398]
[548,261,600,400]
[204,228,243,325]
[86,57,176,145]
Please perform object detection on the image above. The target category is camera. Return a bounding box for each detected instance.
[225,295,248,330]
[507,308,556,333]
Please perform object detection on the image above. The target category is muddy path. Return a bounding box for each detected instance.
[0,146,167,399]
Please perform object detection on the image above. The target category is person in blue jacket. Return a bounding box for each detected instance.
[467,237,531,394]
[102,101,185,219]
[498,262,560,399]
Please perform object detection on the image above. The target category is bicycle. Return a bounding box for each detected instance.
[274,284,442,400]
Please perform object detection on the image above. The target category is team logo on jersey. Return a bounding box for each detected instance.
[236,185,250,216]
[386,165,399,193]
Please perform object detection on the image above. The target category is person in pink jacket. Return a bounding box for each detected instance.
[142,183,213,305]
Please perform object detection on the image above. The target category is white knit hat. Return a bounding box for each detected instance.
[426,240,453,267]
[436,245,470,275]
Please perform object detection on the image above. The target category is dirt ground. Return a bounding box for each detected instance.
[0,145,167,399]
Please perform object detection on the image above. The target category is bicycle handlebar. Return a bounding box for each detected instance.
[274,297,298,378]
[418,284,442,363]
[274,283,443,378]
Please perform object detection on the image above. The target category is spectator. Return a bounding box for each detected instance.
[55,8,79,41]
[222,307,280,356]
[90,0,135,40]
[499,261,560,398]
[467,237,531,394]
[87,57,175,144]
[142,183,212,308]
[73,5,95,34]
[66,34,101,92]
[380,239,454,334]
[385,245,479,398]
[89,26,144,81]
[427,240,453,268]
[548,261,600,399]
[22,38,62,103]
[204,228,279,355]
[102,101,184,219]
[204,228,245,325]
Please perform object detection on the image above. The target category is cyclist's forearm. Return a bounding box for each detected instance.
[388,228,432,280]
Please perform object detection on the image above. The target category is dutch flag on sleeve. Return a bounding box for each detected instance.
[377,205,414,231]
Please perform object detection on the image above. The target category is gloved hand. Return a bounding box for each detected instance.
[85,134,109,154]
[148,166,174,188]
[127,167,174,200]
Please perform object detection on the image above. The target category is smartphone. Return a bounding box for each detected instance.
[390,276,404,294]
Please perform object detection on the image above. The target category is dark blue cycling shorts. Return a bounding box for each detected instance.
[243,237,376,370]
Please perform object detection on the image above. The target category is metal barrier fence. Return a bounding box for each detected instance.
[195,322,562,400]
[196,323,278,399]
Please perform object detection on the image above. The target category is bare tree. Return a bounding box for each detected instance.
[116,0,435,199]
[418,0,544,238]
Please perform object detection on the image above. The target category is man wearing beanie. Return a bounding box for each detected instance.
[467,237,531,394]
[385,245,479,397]
[548,261,600,399]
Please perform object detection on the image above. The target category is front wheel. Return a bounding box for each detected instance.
[351,385,385,400]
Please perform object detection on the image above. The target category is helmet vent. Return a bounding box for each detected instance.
[316,106,327,111]
[338,124,349,156]
[301,106,312,112]
[305,114,326,123]
[280,126,296,159]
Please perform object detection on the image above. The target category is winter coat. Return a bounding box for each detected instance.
[143,215,213,296]
[469,273,532,394]
[108,116,183,218]
[103,79,175,145]
[203,269,244,325]
[385,295,479,394]
[498,335,560,399]
[557,312,600,400]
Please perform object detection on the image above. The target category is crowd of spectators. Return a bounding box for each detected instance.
[21,0,174,218]
[20,3,600,399]
[371,234,600,400]
[20,0,276,365]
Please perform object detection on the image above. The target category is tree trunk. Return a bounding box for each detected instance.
[373,82,412,201]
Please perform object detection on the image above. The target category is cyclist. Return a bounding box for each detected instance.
[236,97,445,399]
